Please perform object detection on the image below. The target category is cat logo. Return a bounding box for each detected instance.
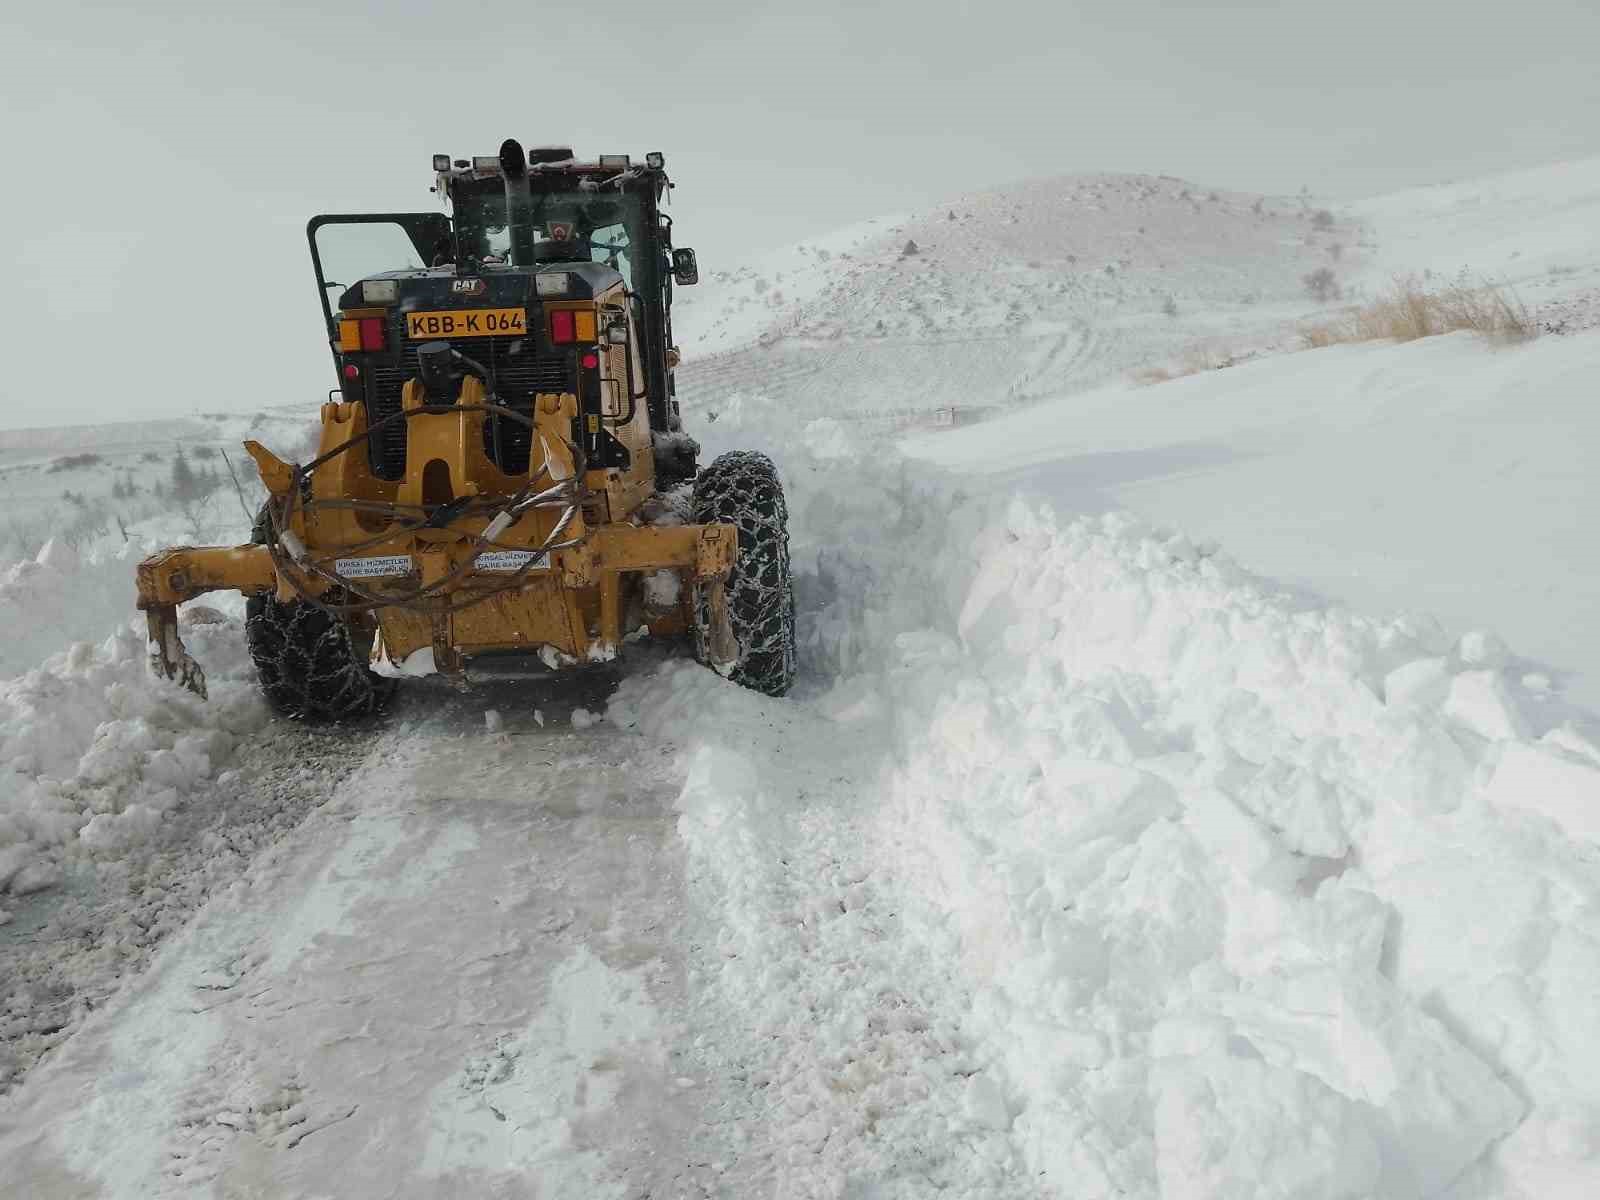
[548,221,575,242]
[450,278,487,296]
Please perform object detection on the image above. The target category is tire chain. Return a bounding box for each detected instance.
[244,590,389,723]
[692,451,797,696]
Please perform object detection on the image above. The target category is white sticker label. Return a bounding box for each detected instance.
[474,550,551,573]
[334,554,415,579]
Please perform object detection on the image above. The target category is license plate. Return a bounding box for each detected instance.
[405,308,526,339]
[474,550,550,573]
[335,554,414,579]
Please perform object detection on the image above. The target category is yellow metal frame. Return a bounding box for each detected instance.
[137,304,737,694]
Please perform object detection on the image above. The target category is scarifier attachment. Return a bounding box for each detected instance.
[144,605,207,698]
[137,544,285,697]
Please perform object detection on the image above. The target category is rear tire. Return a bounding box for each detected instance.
[692,451,797,696]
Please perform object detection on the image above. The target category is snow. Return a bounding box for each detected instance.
[0,624,266,894]
[674,172,1354,434]
[905,329,1600,712]
[0,542,162,680]
[0,724,712,1196]
[1487,741,1600,844]
[1351,156,1600,304]
[605,411,1597,1195]
[3,158,1600,1197]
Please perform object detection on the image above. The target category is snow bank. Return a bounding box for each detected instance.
[906,327,1600,713]
[0,456,271,901]
[882,496,1599,1198]
[616,438,1600,1198]
[0,541,150,680]
[0,617,266,897]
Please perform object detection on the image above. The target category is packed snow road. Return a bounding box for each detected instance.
[0,672,1050,1198]
[2,691,713,1197]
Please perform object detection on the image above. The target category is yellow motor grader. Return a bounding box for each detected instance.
[136,140,795,720]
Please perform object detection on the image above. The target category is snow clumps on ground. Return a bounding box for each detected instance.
[0,615,266,902]
[614,434,1600,1199]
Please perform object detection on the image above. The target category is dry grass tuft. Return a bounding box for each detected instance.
[1131,346,1248,387]
[1181,346,1239,374]
[1132,366,1174,386]
[1300,274,1535,348]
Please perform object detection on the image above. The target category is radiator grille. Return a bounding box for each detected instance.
[366,335,576,479]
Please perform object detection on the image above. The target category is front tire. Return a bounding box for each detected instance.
[244,591,388,722]
[247,503,386,722]
[692,451,797,696]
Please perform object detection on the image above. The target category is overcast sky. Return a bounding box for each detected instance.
[3,0,1596,431]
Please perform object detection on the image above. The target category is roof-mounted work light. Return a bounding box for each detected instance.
[645,151,665,170]
[432,154,451,172]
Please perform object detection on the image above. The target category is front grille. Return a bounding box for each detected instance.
[366,334,576,479]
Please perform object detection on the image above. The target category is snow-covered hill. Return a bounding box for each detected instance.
[3,160,1599,1199]
[1352,155,1600,324]
[674,173,1364,425]
[901,159,1600,712]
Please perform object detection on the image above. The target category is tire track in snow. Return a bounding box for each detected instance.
[0,719,371,1097]
[612,665,1054,1199]
[0,694,723,1197]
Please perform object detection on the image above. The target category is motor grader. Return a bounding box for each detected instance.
[136,140,795,720]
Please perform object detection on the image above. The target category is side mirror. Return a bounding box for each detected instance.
[671,247,699,286]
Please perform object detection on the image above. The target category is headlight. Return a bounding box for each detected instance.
[361,279,398,304]
[535,272,571,297]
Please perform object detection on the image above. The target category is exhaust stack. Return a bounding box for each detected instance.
[498,138,536,267]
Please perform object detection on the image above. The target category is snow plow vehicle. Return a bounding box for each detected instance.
[136,141,795,720]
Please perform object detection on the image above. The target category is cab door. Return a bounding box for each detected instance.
[307,213,451,371]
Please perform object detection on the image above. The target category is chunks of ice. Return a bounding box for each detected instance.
[1459,629,1511,668]
[1486,742,1600,843]
[1153,1047,1384,1200]
[0,843,31,893]
[1384,656,1452,709]
[1444,670,1532,741]
[8,861,63,896]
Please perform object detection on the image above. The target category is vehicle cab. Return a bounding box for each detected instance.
[307,142,699,502]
